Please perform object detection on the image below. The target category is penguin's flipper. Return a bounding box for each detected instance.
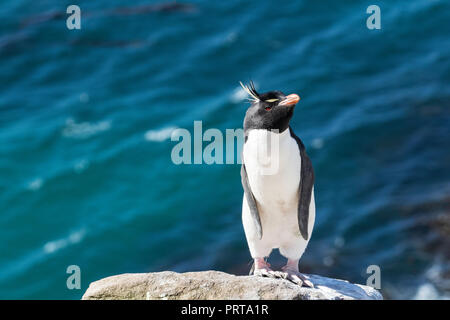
[289,127,315,241]
[241,164,263,239]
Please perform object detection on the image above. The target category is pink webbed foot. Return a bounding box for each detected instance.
[281,259,314,288]
[251,258,285,279]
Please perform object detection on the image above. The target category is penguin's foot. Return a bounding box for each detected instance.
[279,268,314,287]
[254,268,286,278]
[280,259,314,287]
[252,258,284,278]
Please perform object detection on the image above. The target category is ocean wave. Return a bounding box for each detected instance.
[311,138,324,150]
[74,159,89,173]
[43,229,86,255]
[26,178,43,191]
[0,228,87,284]
[79,92,89,103]
[144,126,178,142]
[62,118,111,139]
[413,282,450,300]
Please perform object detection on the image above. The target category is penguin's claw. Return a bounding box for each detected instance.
[253,265,314,287]
[280,270,314,287]
[252,258,277,278]
[253,268,284,279]
[253,268,270,277]
[268,270,285,278]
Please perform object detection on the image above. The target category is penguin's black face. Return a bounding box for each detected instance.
[241,82,300,133]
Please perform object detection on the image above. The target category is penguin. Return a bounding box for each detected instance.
[240,81,315,287]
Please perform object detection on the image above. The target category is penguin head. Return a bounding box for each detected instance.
[240,81,300,133]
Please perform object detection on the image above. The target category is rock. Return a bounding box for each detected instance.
[82,270,382,300]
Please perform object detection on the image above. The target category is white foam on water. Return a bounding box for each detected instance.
[231,87,247,103]
[79,92,89,103]
[413,283,440,300]
[0,229,87,281]
[74,159,89,173]
[334,236,345,248]
[412,263,450,300]
[226,32,237,43]
[62,118,111,139]
[43,229,86,255]
[27,178,43,191]
[323,256,334,267]
[311,138,324,149]
[144,126,178,142]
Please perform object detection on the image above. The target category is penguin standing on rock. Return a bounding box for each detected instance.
[240,81,315,287]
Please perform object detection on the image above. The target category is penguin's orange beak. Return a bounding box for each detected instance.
[279,94,300,106]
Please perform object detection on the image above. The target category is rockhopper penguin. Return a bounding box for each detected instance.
[240,81,315,287]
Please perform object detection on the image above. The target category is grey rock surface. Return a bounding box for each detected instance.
[82,270,382,300]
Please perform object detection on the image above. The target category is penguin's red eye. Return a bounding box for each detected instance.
[265,107,272,111]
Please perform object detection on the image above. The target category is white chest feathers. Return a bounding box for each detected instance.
[243,129,301,212]
[242,128,316,260]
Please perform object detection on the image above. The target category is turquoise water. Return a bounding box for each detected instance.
[0,0,449,299]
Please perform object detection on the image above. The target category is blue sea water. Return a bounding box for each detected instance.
[0,0,449,299]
